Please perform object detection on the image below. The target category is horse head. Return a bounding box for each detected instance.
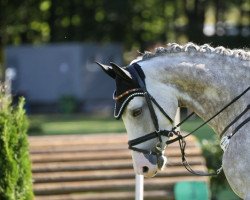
[96,61,178,177]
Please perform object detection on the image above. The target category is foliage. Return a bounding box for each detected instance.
[0,87,33,200]
[58,95,78,114]
[1,0,249,51]
[202,139,240,200]
[202,139,225,184]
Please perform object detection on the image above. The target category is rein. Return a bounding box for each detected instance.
[115,63,250,177]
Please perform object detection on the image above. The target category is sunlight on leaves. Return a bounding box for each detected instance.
[40,0,51,12]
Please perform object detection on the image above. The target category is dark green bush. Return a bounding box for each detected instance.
[58,95,78,114]
[202,139,241,200]
[0,93,34,200]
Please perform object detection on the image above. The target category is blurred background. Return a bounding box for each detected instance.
[0,1,249,199]
[0,0,249,115]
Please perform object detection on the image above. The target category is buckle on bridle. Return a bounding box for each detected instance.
[155,141,165,153]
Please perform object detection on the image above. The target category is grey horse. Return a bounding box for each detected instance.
[97,43,250,199]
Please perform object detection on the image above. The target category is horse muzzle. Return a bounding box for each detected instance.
[131,151,167,177]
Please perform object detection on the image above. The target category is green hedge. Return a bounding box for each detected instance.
[0,94,33,200]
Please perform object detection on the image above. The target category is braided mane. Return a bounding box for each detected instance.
[142,42,250,61]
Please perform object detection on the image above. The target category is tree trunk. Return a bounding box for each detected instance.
[49,0,56,42]
[184,0,206,43]
[0,1,5,80]
[0,36,4,81]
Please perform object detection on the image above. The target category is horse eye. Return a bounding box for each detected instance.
[132,108,142,117]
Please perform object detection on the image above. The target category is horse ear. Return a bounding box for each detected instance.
[95,61,116,79]
[110,62,132,82]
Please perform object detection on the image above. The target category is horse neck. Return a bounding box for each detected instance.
[142,53,249,135]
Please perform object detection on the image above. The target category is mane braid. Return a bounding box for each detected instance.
[142,42,250,61]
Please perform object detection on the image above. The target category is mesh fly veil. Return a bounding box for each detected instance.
[113,63,145,119]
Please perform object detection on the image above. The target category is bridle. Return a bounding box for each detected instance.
[119,63,175,155]
[113,63,250,176]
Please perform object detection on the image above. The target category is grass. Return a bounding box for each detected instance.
[181,118,217,142]
[28,114,217,142]
[28,114,126,135]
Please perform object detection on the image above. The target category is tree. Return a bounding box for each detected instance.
[0,0,249,52]
[0,90,33,199]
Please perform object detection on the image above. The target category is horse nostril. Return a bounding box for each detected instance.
[142,166,149,173]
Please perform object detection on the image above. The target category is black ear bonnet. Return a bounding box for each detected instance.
[114,63,146,119]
